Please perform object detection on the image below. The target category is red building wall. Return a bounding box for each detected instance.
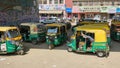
[65,0,73,8]
[65,0,73,18]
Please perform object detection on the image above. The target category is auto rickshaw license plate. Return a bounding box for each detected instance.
[1,43,7,51]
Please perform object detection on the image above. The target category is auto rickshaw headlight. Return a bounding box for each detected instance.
[46,36,48,38]
[55,36,57,38]
[117,32,120,35]
[11,41,16,44]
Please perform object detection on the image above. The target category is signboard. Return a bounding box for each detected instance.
[81,6,100,12]
[100,6,109,13]
[108,6,116,13]
[66,8,72,13]
[39,4,65,10]
[72,6,83,13]
[116,8,120,13]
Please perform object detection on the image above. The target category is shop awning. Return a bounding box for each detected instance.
[39,10,63,14]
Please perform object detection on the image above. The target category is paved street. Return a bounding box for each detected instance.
[0,40,120,68]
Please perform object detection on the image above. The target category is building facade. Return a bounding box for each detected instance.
[65,0,120,20]
[38,0,66,17]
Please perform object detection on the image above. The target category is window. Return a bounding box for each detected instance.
[73,1,77,6]
[60,0,63,4]
[55,0,58,4]
[38,0,42,4]
[43,0,47,4]
[49,0,52,4]
[79,3,82,6]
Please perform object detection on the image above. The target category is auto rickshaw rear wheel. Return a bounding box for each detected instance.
[17,50,24,55]
[32,40,38,45]
[67,47,72,52]
[48,44,54,50]
[96,51,105,57]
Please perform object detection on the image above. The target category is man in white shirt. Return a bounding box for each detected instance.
[81,32,94,48]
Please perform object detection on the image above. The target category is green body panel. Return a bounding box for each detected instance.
[6,41,16,53]
[67,39,76,50]
[67,39,108,52]
[46,33,67,46]
[23,32,46,41]
[0,41,23,54]
[107,37,111,46]
[111,31,120,40]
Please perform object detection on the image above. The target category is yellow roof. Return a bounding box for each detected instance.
[21,23,43,26]
[46,23,65,27]
[83,24,110,31]
[0,27,17,31]
[75,26,107,42]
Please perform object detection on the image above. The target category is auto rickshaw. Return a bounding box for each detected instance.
[0,27,24,55]
[46,23,68,49]
[19,23,46,44]
[111,23,120,40]
[67,26,109,57]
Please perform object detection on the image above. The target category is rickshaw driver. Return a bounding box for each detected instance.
[0,33,5,42]
[81,32,94,48]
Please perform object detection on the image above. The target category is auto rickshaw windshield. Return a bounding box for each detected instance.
[7,29,20,38]
[47,27,59,34]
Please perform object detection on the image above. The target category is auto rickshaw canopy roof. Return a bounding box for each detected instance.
[0,27,18,31]
[46,23,66,27]
[80,20,108,25]
[21,23,44,26]
[83,24,110,31]
[75,26,107,42]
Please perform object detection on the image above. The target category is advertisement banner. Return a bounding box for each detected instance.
[81,6,100,12]
[108,6,116,13]
[100,6,109,13]
[66,8,72,13]
[39,4,65,10]
[72,6,80,13]
[116,8,120,13]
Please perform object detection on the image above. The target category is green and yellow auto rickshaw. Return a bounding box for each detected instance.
[67,26,109,57]
[46,23,68,49]
[19,23,46,44]
[0,27,24,55]
[111,23,120,40]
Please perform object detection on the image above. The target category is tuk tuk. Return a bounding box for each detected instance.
[0,27,24,55]
[46,23,68,49]
[19,23,46,44]
[111,23,120,40]
[67,26,109,57]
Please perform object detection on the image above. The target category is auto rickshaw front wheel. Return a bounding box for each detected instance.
[67,47,72,52]
[96,51,105,57]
